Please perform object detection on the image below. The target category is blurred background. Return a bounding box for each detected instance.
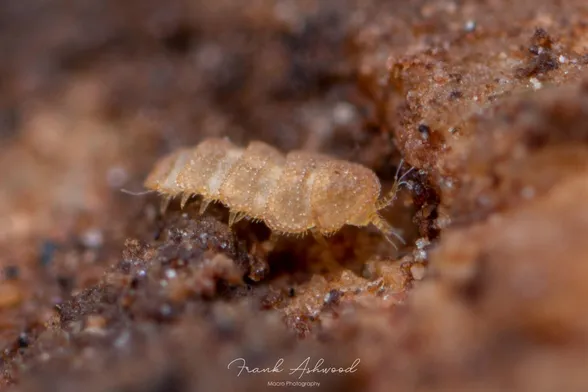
[0,0,395,248]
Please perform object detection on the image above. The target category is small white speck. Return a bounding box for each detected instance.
[332,102,357,125]
[559,55,567,64]
[464,20,476,32]
[435,216,451,229]
[410,264,426,280]
[165,269,177,279]
[81,229,103,248]
[415,238,430,249]
[529,77,542,90]
[414,249,427,262]
[442,178,454,189]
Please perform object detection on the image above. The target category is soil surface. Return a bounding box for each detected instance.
[1,0,587,391]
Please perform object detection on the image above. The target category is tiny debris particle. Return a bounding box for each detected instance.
[442,177,454,189]
[533,28,552,48]
[415,238,430,250]
[418,124,431,140]
[248,257,269,282]
[529,77,543,90]
[17,332,29,348]
[516,51,559,78]
[81,228,103,249]
[410,263,426,280]
[435,215,452,229]
[414,249,427,262]
[164,269,177,279]
[324,289,342,305]
[529,45,541,55]
[558,55,566,64]
[332,102,357,125]
[464,20,476,32]
[449,90,463,100]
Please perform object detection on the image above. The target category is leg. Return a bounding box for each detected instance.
[180,193,192,209]
[376,160,415,211]
[311,229,329,247]
[371,214,405,249]
[160,195,172,214]
[228,211,246,227]
[199,199,211,215]
[310,229,340,271]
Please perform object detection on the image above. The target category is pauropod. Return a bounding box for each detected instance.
[144,138,411,247]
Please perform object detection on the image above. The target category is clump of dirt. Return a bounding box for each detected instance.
[447,81,588,223]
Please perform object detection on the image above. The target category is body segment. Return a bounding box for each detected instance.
[220,141,285,219]
[176,138,243,200]
[265,151,329,233]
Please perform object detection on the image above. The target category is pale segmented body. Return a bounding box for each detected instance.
[144,138,407,246]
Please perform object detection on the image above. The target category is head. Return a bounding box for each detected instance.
[143,149,190,194]
[310,161,381,234]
